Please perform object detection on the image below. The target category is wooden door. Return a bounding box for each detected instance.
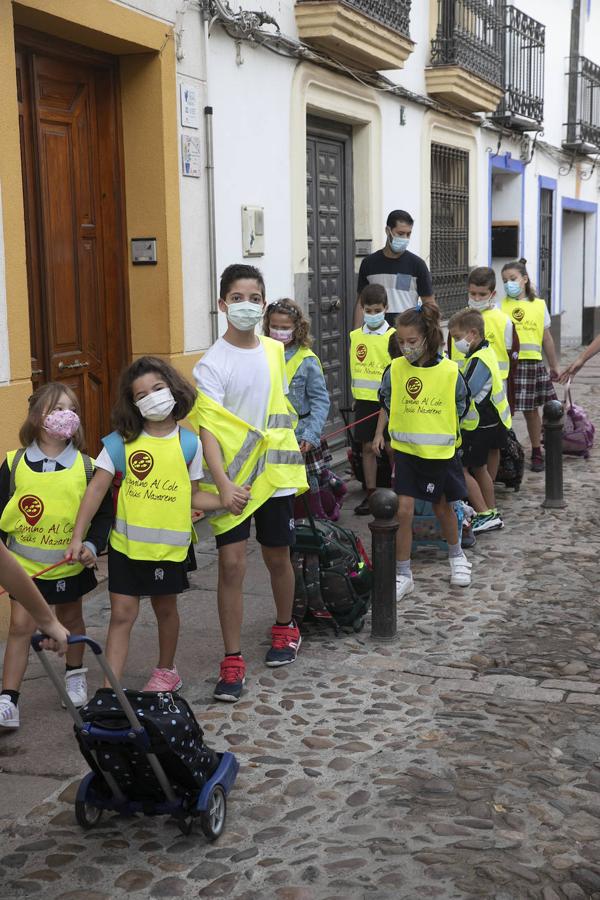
[306,119,354,444]
[16,29,129,453]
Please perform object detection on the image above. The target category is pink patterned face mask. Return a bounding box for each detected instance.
[43,409,80,440]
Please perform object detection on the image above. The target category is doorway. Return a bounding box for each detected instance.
[306,117,354,439]
[16,28,129,453]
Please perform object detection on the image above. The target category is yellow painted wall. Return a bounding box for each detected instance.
[0,0,186,633]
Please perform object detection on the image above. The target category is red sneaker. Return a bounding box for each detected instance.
[265,622,301,667]
[213,656,246,702]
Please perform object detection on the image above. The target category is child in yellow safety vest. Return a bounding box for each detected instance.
[67,357,224,690]
[375,305,472,600]
[448,309,512,535]
[350,284,395,516]
[501,258,559,472]
[190,264,308,703]
[0,383,112,729]
[263,298,346,519]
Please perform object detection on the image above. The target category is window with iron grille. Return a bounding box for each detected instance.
[430,143,470,317]
[430,0,504,88]
[492,5,545,130]
[538,188,553,312]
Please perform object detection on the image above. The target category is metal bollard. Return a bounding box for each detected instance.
[368,488,399,641]
[542,399,566,509]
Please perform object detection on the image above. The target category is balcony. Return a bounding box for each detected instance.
[426,0,504,114]
[295,0,414,72]
[491,5,545,131]
[563,55,600,154]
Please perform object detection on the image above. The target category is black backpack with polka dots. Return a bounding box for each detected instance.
[77,688,220,804]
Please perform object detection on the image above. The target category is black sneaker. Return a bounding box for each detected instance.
[354,496,371,516]
[461,521,476,549]
[213,656,246,702]
[530,454,544,473]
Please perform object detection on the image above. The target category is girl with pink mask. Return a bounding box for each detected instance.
[263,299,345,518]
[0,383,112,729]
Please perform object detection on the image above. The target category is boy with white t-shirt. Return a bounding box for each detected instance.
[191,264,308,702]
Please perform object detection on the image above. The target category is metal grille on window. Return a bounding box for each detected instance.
[430,143,470,318]
[538,188,553,312]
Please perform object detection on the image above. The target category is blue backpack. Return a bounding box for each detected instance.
[102,427,198,510]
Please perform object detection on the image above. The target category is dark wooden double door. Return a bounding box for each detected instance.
[306,119,354,442]
[16,29,128,453]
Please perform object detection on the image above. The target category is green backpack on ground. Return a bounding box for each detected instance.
[292,503,372,635]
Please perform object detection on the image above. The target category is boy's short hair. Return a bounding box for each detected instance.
[220,264,265,299]
[359,283,388,308]
[386,209,414,229]
[468,266,496,291]
[448,308,485,339]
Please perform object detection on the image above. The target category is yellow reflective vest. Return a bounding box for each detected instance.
[461,344,512,432]
[450,307,511,379]
[350,326,394,401]
[389,356,460,460]
[190,336,308,535]
[501,297,546,361]
[109,432,192,562]
[285,346,321,386]
[0,450,89,578]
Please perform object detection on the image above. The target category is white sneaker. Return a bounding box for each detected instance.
[0,694,20,729]
[64,668,88,708]
[449,554,472,587]
[396,573,414,600]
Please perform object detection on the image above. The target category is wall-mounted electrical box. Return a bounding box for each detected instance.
[242,205,265,257]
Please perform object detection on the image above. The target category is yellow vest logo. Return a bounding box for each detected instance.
[512,307,524,322]
[356,343,368,362]
[129,450,154,479]
[406,376,423,399]
[19,494,44,526]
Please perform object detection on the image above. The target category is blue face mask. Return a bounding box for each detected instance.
[389,234,409,254]
[364,311,385,329]
[505,280,522,298]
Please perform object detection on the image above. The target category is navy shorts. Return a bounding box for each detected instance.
[393,450,466,503]
[215,494,296,549]
[461,424,507,469]
[108,545,189,597]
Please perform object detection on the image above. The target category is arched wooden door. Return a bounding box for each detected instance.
[16,28,129,453]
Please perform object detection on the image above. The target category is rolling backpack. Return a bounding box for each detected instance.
[292,502,372,634]
[561,383,595,458]
[495,428,524,491]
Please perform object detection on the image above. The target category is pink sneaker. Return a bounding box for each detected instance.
[142,667,182,692]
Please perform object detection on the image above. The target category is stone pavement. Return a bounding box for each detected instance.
[2,355,600,899]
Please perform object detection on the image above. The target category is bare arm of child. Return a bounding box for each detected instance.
[191,486,248,512]
[67,468,114,564]
[542,328,559,380]
[372,407,389,457]
[0,543,68,654]
[200,428,250,516]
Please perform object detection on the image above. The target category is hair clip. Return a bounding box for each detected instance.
[415,301,423,313]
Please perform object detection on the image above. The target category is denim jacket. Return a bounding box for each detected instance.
[285,344,330,447]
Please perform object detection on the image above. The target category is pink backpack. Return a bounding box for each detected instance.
[562,383,595,458]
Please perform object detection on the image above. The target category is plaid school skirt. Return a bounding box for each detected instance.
[513,359,557,411]
[304,440,333,480]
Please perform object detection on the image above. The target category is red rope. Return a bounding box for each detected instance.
[323,410,380,442]
[0,557,71,597]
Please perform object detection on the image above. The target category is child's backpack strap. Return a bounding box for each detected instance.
[102,431,126,479]
[8,448,26,502]
[179,427,198,468]
[80,453,95,485]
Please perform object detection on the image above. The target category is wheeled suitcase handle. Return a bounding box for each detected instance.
[31,633,103,654]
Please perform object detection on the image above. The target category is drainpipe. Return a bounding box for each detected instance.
[201,9,219,343]
[566,0,581,146]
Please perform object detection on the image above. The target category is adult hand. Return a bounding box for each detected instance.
[557,360,582,384]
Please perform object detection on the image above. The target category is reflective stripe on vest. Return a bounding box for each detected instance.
[0,451,89,579]
[388,356,459,460]
[109,432,192,562]
[461,344,512,432]
[501,297,546,361]
[349,327,393,401]
[191,336,308,535]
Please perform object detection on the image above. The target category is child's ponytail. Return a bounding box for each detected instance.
[396,303,443,360]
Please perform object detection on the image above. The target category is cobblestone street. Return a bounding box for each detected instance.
[1,357,600,900]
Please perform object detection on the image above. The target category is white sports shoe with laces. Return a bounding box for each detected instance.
[396,572,414,600]
[64,668,88,708]
[0,694,20,729]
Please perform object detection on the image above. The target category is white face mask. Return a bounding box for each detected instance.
[454,337,472,355]
[135,387,176,422]
[468,296,493,312]
[225,300,264,332]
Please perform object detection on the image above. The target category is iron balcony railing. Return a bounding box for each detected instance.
[564,55,600,152]
[296,0,411,36]
[492,5,545,129]
[430,0,504,88]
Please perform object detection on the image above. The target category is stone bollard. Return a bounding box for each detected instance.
[542,399,566,509]
[368,488,399,641]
